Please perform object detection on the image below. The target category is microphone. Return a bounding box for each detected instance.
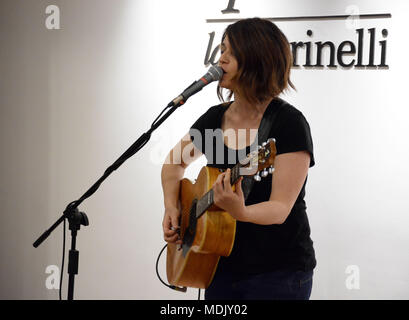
[170,65,224,106]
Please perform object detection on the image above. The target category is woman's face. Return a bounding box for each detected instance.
[218,35,238,91]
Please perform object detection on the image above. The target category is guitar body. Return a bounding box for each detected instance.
[165,138,277,290]
[166,166,236,289]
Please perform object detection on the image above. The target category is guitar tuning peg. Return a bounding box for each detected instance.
[262,141,267,147]
[253,172,261,182]
[261,169,269,178]
[257,145,262,151]
[268,166,275,174]
[267,138,276,143]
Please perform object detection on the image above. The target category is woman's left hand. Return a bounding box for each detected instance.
[212,168,248,222]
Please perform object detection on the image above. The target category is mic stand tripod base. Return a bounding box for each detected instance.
[65,208,89,300]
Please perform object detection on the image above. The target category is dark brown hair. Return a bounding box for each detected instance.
[217,18,295,104]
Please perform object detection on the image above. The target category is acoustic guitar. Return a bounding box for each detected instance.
[166,138,277,290]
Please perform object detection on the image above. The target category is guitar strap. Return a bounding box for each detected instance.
[241,98,288,201]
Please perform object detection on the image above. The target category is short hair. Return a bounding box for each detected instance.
[217,18,295,104]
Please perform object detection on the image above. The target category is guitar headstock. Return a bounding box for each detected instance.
[239,138,277,181]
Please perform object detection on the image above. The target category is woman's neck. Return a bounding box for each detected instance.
[230,94,274,120]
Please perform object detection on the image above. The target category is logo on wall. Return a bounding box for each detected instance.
[204,0,390,69]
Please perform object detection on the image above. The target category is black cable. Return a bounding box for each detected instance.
[59,218,66,300]
[151,103,173,128]
[156,243,187,293]
[156,244,175,290]
[198,288,201,300]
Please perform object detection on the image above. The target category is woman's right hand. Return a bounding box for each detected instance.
[162,206,182,244]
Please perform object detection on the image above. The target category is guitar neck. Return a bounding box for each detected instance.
[195,164,242,219]
[192,138,276,220]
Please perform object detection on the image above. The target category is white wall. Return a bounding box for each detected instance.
[0,0,408,299]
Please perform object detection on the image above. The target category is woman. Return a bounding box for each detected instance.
[161,18,316,300]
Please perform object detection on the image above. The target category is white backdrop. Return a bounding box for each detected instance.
[1,0,408,299]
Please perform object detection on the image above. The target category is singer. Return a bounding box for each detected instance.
[161,18,316,300]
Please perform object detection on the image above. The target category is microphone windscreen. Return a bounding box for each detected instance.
[207,65,224,81]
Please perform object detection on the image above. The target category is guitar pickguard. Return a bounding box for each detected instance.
[182,198,198,256]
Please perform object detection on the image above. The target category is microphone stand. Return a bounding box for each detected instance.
[33,101,182,300]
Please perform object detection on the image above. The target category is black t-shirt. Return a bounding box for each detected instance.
[189,98,316,275]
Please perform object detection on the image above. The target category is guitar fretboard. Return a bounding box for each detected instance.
[195,164,242,218]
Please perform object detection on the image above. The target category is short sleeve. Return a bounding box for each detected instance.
[275,112,315,167]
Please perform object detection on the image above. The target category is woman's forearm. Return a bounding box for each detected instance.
[243,200,290,225]
[161,163,185,209]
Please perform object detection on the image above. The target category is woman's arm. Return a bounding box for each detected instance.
[161,133,203,243]
[213,150,310,225]
[246,150,310,224]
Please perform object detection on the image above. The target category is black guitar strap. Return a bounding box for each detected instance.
[241,98,288,201]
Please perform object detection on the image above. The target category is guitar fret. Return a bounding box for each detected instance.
[195,190,213,219]
[231,164,241,184]
[233,165,238,183]
[209,190,213,204]
[196,198,202,217]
